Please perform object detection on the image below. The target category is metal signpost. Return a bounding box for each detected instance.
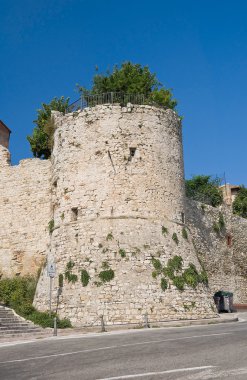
[47,263,56,317]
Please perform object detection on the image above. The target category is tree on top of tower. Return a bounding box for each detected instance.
[78,62,177,110]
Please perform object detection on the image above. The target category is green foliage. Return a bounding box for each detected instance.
[78,62,177,110]
[0,276,71,328]
[160,278,168,291]
[65,260,78,283]
[27,96,69,159]
[163,266,175,280]
[66,260,75,270]
[65,272,78,283]
[161,226,168,236]
[148,88,177,109]
[199,270,208,285]
[182,228,188,240]
[169,255,183,272]
[182,264,208,288]
[218,212,225,229]
[48,219,55,234]
[80,269,90,287]
[27,311,72,328]
[119,249,126,258]
[58,274,64,288]
[98,269,115,283]
[173,276,185,291]
[212,222,220,234]
[152,271,158,279]
[160,255,207,291]
[182,264,200,289]
[0,276,37,310]
[232,186,247,218]
[151,257,162,272]
[163,255,183,281]
[172,232,179,244]
[185,175,223,207]
[106,232,113,241]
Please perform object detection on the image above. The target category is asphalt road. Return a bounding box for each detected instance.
[0,320,247,380]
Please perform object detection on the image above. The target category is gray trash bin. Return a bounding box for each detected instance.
[214,291,233,313]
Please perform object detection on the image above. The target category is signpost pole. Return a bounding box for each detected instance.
[49,276,52,317]
[47,263,56,317]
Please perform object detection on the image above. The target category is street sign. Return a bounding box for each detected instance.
[47,263,56,277]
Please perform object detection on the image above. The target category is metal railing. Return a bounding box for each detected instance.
[66,92,146,113]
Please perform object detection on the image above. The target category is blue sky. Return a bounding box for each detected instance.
[1,0,246,185]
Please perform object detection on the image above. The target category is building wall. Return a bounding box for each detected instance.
[0,124,10,149]
[0,146,52,277]
[34,105,216,326]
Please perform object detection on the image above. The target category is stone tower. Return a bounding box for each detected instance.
[34,104,216,326]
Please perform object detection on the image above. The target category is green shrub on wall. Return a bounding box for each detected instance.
[151,254,208,292]
[98,269,115,283]
[65,261,78,283]
[81,269,90,287]
[160,278,168,291]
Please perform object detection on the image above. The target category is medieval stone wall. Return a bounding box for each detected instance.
[0,145,51,277]
[186,199,247,303]
[34,105,216,326]
[2,103,247,327]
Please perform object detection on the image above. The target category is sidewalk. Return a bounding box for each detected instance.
[0,312,243,346]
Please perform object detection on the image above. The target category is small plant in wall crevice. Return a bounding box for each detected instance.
[98,269,115,283]
[119,249,126,258]
[172,232,179,245]
[65,260,78,283]
[80,269,90,287]
[48,219,55,234]
[182,227,188,240]
[161,226,168,236]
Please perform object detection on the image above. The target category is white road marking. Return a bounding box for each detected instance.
[0,332,231,365]
[180,367,247,379]
[95,366,216,379]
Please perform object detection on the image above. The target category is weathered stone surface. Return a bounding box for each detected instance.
[3,104,247,326]
[186,199,247,303]
[0,152,51,277]
[33,105,215,326]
